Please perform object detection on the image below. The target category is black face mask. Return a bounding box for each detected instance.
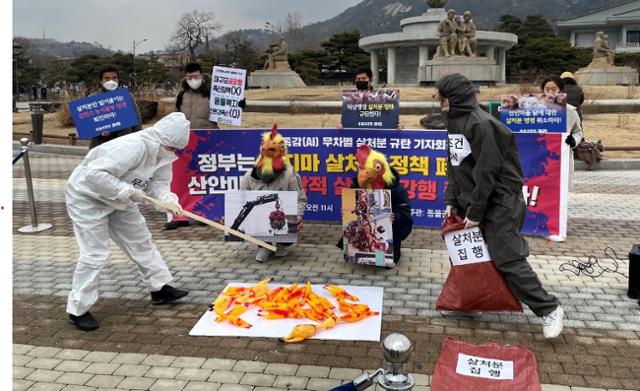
[355,81,369,91]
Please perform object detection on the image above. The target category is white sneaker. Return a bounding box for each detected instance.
[274,244,288,258]
[542,306,564,339]
[255,247,272,262]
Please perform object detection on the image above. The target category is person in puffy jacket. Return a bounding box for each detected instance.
[65,112,191,331]
[436,73,564,339]
[239,125,307,262]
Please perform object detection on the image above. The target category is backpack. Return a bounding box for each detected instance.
[574,139,604,170]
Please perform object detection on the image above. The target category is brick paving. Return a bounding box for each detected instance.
[11,152,640,390]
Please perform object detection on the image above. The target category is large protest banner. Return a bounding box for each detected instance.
[209,66,246,126]
[341,90,399,129]
[68,90,139,139]
[500,94,569,241]
[171,129,566,238]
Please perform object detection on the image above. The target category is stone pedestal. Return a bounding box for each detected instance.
[248,70,306,89]
[419,56,500,85]
[575,65,639,86]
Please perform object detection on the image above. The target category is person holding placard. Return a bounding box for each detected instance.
[89,66,142,149]
[436,73,564,339]
[65,113,191,331]
[175,63,219,130]
[240,125,307,262]
[541,75,584,186]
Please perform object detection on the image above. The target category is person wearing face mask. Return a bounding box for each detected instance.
[168,63,217,230]
[88,66,142,149]
[338,66,403,129]
[175,63,219,130]
[354,65,374,92]
[167,63,247,230]
[65,112,191,331]
[541,75,583,186]
[436,73,564,339]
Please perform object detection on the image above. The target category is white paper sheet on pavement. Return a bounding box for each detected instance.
[189,283,384,342]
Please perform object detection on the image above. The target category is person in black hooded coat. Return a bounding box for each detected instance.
[435,73,564,339]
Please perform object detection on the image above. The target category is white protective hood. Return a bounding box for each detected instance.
[139,112,191,149]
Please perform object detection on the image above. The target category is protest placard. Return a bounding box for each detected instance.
[224,191,298,243]
[341,89,399,129]
[500,93,567,133]
[209,66,246,126]
[68,90,139,140]
[341,188,394,267]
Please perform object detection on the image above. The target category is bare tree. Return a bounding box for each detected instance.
[169,10,222,61]
[265,13,315,52]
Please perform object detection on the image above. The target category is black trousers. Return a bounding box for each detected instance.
[463,194,559,317]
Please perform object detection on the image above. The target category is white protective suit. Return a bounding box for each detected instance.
[66,112,190,316]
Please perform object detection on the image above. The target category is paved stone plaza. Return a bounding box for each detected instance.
[12,151,640,390]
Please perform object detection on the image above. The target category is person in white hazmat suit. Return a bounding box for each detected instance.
[66,112,191,331]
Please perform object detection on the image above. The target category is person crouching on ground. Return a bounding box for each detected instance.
[66,112,191,331]
[240,124,307,262]
[436,73,564,338]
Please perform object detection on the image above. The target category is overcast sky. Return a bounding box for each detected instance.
[13,0,362,52]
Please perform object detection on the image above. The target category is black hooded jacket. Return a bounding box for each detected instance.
[436,73,524,222]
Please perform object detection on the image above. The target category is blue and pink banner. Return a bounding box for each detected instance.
[171,129,566,238]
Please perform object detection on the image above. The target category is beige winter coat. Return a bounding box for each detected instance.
[178,89,218,129]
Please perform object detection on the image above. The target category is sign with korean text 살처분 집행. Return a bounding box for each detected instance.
[209,66,246,127]
[68,90,139,140]
[170,128,567,239]
[341,90,399,130]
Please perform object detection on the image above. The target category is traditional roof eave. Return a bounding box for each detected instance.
[557,0,640,27]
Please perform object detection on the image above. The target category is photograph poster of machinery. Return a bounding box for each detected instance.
[224,191,298,243]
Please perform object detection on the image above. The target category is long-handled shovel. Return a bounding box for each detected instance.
[142,195,277,252]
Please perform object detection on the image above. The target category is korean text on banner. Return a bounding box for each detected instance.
[500,94,570,241]
[68,90,139,140]
[499,93,567,133]
[209,66,246,126]
[341,90,399,129]
[171,128,566,239]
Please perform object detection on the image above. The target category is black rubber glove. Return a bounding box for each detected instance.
[238,98,247,109]
[565,134,576,148]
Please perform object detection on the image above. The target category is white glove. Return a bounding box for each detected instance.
[463,217,480,229]
[166,202,184,217]
[161,193,183,216]
[444,205,456,218]
[130,189,146,203]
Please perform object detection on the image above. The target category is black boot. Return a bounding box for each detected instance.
[164,220,189,230]
[151,285,189,305]
[68,312,99,331]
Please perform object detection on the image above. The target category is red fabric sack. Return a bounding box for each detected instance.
[431,338,541,391]
[435,214,523,312]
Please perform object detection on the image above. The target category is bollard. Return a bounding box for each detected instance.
[30,103,44,144]
[329,333,415,391]
[18,138,52,233]
[377,333,415,390]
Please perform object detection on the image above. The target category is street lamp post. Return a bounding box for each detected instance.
[13,43,23,112]
[132,38,147,90]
